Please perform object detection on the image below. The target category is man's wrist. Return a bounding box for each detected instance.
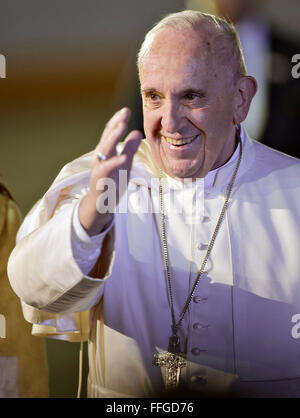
[78,194,114,236]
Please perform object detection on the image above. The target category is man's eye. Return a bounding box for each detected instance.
[185,93,198,101]
[149,93,160,101]
[144,92,162,107]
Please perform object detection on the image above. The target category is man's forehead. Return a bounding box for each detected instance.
[149,27,216,57]
[140,53,208,81]
[139,26,236,87]
[139,27,223,75]
[139,29,217,78]
[139,55,214,96]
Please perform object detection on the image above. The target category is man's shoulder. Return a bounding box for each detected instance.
[251,138,300,171]
[243,138,300,196]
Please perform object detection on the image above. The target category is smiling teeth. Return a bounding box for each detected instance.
[164,136,196,146]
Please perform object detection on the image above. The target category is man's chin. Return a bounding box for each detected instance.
[162,164,206,181]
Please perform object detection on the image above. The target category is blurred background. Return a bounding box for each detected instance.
[0,0,299,397]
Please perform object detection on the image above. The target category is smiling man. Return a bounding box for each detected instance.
[8,11,300,398]
[139,14,256,181]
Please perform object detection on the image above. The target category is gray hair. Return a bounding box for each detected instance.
[137,10,247,79]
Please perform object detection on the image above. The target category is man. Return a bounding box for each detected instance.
[8,11,300,398]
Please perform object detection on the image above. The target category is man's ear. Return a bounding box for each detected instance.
[233,76,257,124]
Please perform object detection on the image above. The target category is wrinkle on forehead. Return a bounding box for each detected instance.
[149,27,214,58]
[139,26,238,87]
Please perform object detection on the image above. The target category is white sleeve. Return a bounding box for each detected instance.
[8,197,115,314]
[71,200,114,276]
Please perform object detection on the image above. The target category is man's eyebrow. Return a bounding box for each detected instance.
[181,88,206,97]
[140,87,157,95]
[140,87,206,96]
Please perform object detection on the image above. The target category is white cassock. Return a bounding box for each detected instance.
[8,127,300,397]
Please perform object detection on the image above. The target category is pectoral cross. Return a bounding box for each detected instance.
[153,335,186,390]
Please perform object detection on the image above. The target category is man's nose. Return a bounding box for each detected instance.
[160,101,182,134]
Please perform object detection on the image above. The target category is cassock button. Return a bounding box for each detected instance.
[202,215,211,223]
[190,375,207,386]
[193,295,208,304]
[193,322,209,330]
[197,243,208,250]
[191,347,205,356]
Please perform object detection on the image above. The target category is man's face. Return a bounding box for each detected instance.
[139,28,238,180]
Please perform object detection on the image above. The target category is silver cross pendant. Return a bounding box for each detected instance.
[153,335,187,390]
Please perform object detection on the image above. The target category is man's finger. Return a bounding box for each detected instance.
[121,130,144,166]
[94,108,131,160]
[93,154,127,178]
[103,108,130,135]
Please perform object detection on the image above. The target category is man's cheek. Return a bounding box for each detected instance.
[189,109,208,130]
[143,113,160,138]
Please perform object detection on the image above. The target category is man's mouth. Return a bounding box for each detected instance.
[162,135,198,147]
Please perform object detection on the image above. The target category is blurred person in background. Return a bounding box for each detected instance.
[0,178,48,397]
[214,0,300,157]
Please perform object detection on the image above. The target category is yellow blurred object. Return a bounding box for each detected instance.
[0,181,49,398]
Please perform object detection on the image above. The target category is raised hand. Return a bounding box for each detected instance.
[79,108,143,235]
